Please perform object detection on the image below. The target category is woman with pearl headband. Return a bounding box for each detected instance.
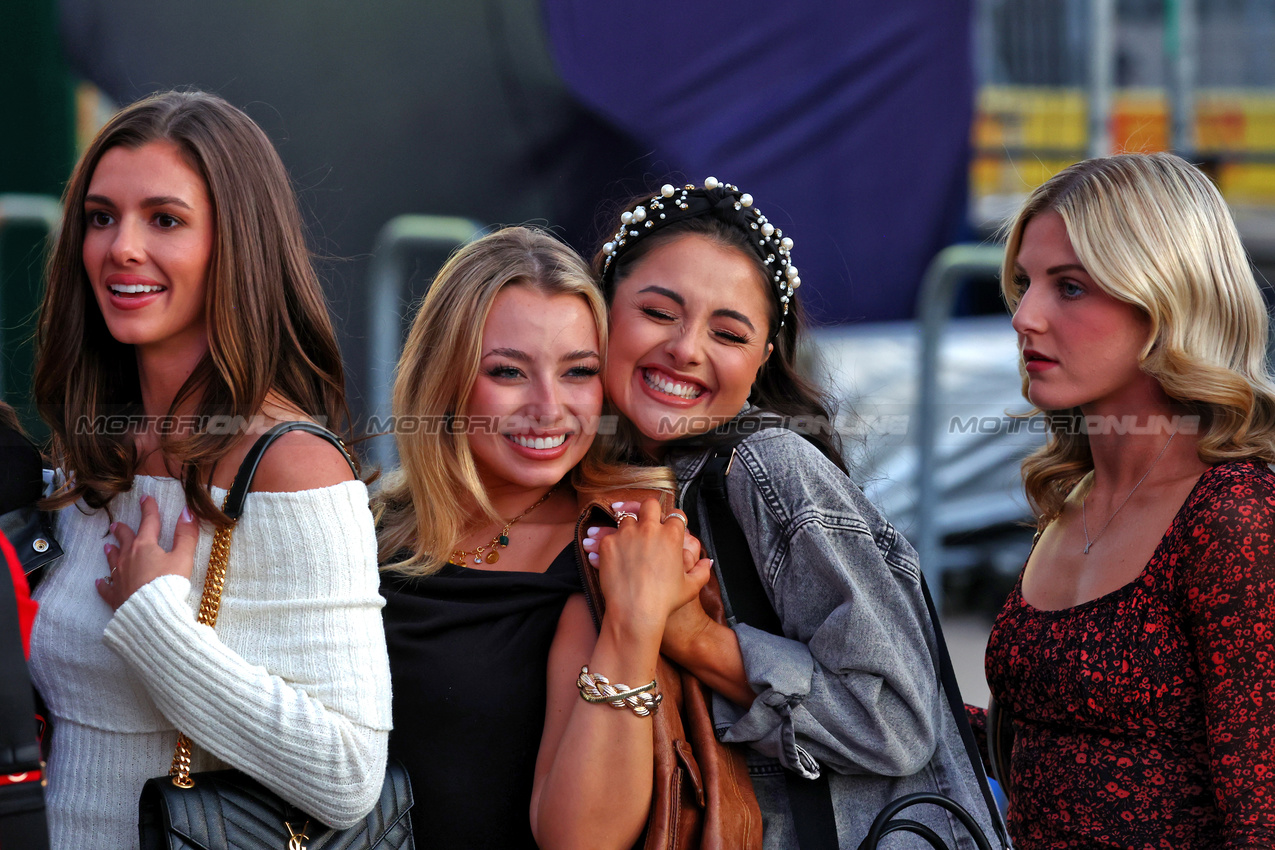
[375,226,691,847]
[532,180,1005,849]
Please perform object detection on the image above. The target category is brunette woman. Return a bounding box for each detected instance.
[375,226,694,848]
[533,181,1003,849]
[982,152,1275,848]
[28,91,391,848]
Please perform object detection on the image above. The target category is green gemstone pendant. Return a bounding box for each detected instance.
[498,535,510,547]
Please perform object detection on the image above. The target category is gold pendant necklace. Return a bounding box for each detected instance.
[448,483,559,566]
[1081,428,1177,555]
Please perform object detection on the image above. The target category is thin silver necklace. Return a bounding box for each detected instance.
[1081,428,1177,555]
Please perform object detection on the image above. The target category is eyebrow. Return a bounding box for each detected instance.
[483,348,600,362]
[84,194,194,210]
[1013,262,1088,276]
[638,285,758,332]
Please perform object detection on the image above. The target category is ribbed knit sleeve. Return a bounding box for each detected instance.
[101,480,391,829]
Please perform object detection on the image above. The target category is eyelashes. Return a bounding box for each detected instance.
[715,330,750,344]
[485,363,601,380]
[640,306,752,345]
[84,210,185,229]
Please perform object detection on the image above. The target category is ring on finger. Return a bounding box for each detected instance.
[663,510,688,526]
[614,510,638,524]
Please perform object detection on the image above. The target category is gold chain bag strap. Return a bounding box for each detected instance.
[168,511,233,788]
[138,422,415,850]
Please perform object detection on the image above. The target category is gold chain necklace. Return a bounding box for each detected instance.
[449,483,559,566]
[1081,428,1177,555]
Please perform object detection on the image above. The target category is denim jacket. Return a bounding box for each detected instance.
[670,426,1005,849]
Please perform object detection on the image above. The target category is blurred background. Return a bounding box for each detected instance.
[3,0,1270,704]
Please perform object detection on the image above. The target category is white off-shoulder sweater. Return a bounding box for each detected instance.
[29,476,393,850]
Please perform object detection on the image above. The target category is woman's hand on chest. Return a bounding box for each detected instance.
[96,494,200,610]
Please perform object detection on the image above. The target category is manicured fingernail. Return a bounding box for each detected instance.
[708,559,714,567]
[140,495,151,505]
[586,527,600,536]
[588,552,598,563]
[583,537,596,548]
[180,507,193,523]
[104,544,113,555]
[611,502,624,510]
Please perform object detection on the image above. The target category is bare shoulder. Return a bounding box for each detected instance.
[249,428,356,493]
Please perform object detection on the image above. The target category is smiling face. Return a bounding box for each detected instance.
[465,285,603,494]
[1011,210,1158,413]
[81,140,215,359]
[605,233,773,446]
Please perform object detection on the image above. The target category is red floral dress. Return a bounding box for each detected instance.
[985,460,1275,849]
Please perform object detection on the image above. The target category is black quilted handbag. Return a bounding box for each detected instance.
[138,764,414,850]
[136,423,415,850]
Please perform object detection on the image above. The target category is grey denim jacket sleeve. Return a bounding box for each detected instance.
[674,427,941,779]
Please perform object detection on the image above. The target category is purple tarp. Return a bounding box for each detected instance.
[544,1,975,323]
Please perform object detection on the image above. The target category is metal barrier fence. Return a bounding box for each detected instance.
[913,243,1010,603]
[365,214,483,468]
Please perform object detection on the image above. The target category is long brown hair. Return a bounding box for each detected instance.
[374,226,673,576]
[35,90,350,523]
[1001,153,1275,525]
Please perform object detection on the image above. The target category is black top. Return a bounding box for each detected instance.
[381,543,582,849]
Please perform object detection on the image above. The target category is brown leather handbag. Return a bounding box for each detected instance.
[574,494,762,850]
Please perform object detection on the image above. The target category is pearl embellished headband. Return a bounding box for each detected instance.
[600,178,801,328]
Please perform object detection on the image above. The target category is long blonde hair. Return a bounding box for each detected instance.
[374,226,673,575]
[1001,152,1275,525]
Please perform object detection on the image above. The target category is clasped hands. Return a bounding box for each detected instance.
[581,499,715,659]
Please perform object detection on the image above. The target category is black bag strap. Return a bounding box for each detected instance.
[918,577,1012,848]
[0,531,41,775]
[684,442,838,850]
[165,422,356,787]
[683,431,1011,850]
[223,422,355,520]
[684,445,782,633]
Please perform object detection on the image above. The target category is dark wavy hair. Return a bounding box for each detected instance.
[594,190,845,471]
[35,90,351,524]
